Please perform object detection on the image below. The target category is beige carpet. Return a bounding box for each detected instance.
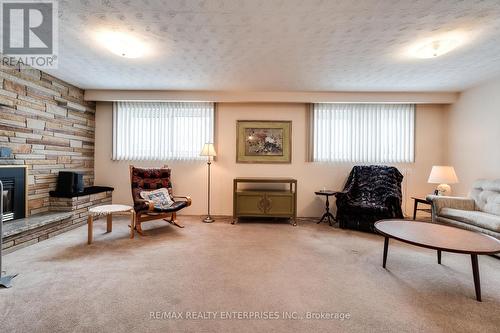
[1,216,500,333]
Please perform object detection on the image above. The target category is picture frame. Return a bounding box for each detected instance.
[236,120,292,163]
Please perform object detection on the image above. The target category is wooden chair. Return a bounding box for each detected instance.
[130,165,191,234]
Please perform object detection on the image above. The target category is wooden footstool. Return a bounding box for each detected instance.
[87,204,135,244]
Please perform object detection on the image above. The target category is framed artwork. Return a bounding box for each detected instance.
[236,120,292,163]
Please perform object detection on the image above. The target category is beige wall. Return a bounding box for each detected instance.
[446,77,500,196]
[95,102,448,217]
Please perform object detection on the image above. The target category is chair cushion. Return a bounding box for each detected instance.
[140,188,174,210]
[440,208,500,233]
[131,166,172,191]
[153,200,189,213]
[131,166,173,205]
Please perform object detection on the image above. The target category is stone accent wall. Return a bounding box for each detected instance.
[0,64,96,216]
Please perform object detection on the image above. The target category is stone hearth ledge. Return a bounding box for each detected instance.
[3,190,113,253]
[3,211,73,238]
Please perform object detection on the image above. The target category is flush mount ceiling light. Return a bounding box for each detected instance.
[96,31,148,58]
[408,32,466,59]
[413,39,460,58]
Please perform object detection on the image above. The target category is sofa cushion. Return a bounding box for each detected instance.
[440,208,500,233]
[470,179,500,216]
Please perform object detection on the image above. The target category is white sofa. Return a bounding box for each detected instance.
[427,179,500,239]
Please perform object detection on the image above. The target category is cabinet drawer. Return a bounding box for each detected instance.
[236,193,266,215]
[266,194,294,215]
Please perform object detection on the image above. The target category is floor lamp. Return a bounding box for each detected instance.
[0,180,17,288]
[200,143,217,223]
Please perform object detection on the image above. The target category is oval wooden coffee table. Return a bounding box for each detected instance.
[375,220,500,301]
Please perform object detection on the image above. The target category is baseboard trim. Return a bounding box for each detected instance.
[179,215,321,223]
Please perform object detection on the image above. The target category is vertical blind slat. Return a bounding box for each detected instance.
[312,103,415,163]
[112,101,214,161]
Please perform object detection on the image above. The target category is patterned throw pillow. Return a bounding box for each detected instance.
[140,188,174,210]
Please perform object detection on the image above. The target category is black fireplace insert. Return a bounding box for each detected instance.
[0,166,26,222]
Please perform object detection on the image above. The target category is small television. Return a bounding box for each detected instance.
[56,171,84,195]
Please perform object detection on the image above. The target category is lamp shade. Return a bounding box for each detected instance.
[428,166,458,184]
[200,143,217,157]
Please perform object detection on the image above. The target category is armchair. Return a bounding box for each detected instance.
[130,166,191,234]
[335,165,404,231]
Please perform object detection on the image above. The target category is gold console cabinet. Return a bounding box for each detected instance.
[232,177,297,226]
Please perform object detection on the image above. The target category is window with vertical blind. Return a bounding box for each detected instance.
[312,103,415,163]
[112,101,214,160]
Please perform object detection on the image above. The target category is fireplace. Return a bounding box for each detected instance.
[0,166,27,222]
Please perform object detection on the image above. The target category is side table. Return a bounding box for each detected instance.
[315,190,338,226]
[411,197,432,220]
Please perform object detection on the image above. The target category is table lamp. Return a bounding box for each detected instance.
[428,166,458,196]
[200,143,217,223]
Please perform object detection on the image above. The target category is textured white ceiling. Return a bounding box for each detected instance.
[47,0,500,91]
